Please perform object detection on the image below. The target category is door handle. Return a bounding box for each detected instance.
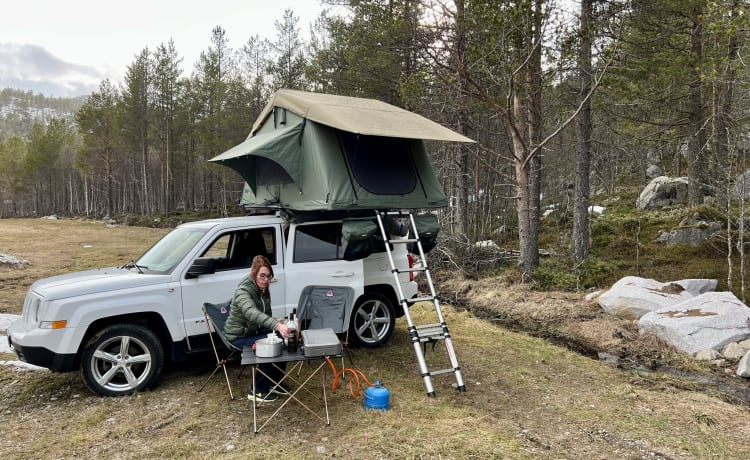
[331,271,354,278]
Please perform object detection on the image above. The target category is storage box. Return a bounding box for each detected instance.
[301,328,342,357]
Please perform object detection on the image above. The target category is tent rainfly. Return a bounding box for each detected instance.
[209,89,475,211]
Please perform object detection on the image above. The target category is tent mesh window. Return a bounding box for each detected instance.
[339,132,417,195]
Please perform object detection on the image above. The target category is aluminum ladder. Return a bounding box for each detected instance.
[375,210,466,397]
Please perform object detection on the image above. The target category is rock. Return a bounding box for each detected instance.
[739,338,750,350]
[654,222,722,246]
[722,342,747,361]
[646,164,662,178]
[0,254,30,269]
[599,276,695,319]
[636,176,688,209]
[738,351,750,378]
[695,349,721,361]
[638,291,750,356]
[585,290,604,302]
[674,279,718,296]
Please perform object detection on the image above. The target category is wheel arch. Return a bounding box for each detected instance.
[363,283,403,316]
[76,312,173,368]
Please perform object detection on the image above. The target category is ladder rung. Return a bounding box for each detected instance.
[419,332,444,341]
[408,296,436,304]
[395,267,426,273]
[415,324,443,338]
[415,322,442,330]
[388,238,418,244]
[428,368,456,376]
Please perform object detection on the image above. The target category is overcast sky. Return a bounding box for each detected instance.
[0,0,325,98]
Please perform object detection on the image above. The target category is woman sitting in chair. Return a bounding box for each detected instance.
[223,255,291,402]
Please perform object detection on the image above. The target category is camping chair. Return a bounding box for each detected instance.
[198,301,242,399]
[296,285,354,364]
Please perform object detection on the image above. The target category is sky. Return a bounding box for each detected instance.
[0,0,327,98]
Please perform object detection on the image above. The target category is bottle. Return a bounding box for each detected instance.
[287,310,298,352]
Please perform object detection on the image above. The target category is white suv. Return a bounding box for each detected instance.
[7,214,417,396]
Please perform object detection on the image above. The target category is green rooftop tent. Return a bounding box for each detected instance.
[209,89,474,211]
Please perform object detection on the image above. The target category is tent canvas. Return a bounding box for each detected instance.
[209,89,474,211]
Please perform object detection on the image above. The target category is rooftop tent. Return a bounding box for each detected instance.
[209,89,474,211]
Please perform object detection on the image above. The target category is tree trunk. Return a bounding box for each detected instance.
[573,0,593,264]
[513,0,543,277]
[687,6,706,207]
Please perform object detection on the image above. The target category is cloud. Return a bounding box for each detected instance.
[0,43,105,97]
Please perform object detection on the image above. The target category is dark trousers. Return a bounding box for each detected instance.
[231,332,287,394]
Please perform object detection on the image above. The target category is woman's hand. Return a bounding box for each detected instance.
[274,321,291,338]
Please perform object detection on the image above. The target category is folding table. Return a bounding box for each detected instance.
[241,346,343,434]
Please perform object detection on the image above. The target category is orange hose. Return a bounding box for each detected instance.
[325,357,375,397]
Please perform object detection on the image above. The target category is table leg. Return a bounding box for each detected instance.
[251,365,258,434]
[252,360,330,433]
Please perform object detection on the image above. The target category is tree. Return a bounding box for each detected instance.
[121,48,152,216]
[572,0,593,264]
[75,79,121,218]
[268,8,307,90]
[26,119,76,215]
[192,26,240,213]
[0,135,28,216]
[239,34,272,113]
[152,40,183,214]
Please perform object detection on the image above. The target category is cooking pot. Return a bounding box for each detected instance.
[255,333,282,357]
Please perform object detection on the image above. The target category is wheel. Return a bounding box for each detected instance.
[81,324,164,397]
[349,292,395,348]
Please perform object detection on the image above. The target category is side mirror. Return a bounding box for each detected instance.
[185,257,217,279]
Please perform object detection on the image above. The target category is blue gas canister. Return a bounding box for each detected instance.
[363,380,390,410]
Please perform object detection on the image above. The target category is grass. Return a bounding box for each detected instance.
[2,217,750,458]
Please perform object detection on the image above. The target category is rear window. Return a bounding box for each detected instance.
[293,223,341,262]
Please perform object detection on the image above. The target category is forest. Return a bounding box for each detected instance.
[0,0,748,278]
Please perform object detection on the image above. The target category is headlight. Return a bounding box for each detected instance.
[22,294,42,328]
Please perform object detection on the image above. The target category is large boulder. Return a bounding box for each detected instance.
[638,292,750,356]
[673,278,718,296]
[654,213,722,246]
[636,176,688,209]
[598,276,697,319]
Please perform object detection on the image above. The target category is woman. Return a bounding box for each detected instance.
[224,255,291,402]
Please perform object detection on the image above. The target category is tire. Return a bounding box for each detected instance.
[349,292,395,348]
[81,324,164,397]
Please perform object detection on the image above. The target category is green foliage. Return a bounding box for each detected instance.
[528,256,621,291]
[530,259,580,291]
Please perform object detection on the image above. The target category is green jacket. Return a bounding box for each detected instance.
[223,275,277,342]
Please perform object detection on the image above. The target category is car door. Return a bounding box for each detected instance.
[283,221,364,327]
[180,226,285,347]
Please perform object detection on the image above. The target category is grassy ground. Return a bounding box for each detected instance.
[1,217,749,459]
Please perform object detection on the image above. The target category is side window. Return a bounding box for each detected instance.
[202,228,276,270]
[202,234,231,259]
[293,223,341,263]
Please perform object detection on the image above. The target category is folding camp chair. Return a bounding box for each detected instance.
[198,301,242,399]
[296,285,354,364]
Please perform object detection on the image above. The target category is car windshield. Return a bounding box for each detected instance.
[134,227,208,274]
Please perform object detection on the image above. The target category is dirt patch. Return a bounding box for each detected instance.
[431,272,750,407]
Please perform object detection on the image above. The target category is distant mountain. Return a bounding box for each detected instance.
[0,43,104,98]
[0,88,83,138]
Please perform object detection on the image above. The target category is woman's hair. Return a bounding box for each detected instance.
[249,255,273,296]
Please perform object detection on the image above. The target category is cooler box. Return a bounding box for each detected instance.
[301,328,342,357]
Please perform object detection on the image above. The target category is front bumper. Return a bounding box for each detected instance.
[7,321,78,372]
